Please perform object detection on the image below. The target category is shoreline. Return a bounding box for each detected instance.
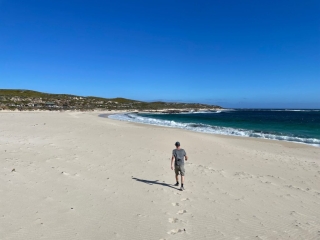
[1,110,318,148]
[103,112,320,148]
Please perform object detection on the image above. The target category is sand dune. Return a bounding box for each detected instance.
[1,112,319,239]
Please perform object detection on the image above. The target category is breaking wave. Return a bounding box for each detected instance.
[107,113,320,147]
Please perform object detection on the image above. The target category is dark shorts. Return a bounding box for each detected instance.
[174,165,185,176]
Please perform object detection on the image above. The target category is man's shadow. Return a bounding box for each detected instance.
[132,177,179,190]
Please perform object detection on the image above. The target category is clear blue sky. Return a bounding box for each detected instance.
[1,0,319,108]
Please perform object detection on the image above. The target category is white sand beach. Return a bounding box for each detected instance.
[1,111,319,240]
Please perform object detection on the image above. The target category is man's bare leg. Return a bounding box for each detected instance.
[180,176,185,190]
[174,173,179,186]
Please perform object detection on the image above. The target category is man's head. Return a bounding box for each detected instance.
[175,141,180,148]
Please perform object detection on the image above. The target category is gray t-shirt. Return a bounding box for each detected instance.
[172,149,187,166]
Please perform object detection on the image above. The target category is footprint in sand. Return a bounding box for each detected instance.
[168,218,179,223]
[167,229,185,235]
[172,203,180,206]
[177,210,187,215]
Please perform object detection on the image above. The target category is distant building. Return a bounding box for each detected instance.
[45,102,56,107]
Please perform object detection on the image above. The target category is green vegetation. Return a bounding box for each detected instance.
[0,89,222,111]
[0,89,77,98]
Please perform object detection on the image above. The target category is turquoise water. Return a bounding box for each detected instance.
[108,109,320,146]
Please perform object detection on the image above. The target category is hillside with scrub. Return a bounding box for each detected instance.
[0,89,222,112]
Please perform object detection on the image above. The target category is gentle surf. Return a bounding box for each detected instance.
[108,109,320,147]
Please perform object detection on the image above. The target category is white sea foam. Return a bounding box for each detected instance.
[234,109,320,112]
[270,109,320,112]
[284,109,320,112]
[108,113,320,147]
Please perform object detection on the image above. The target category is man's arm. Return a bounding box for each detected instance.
[171,156,175,170]
[185,155,188,161]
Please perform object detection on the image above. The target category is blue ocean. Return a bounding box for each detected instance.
[108,109,320,147]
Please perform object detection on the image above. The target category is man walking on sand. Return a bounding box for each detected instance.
[171,141,188,191]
